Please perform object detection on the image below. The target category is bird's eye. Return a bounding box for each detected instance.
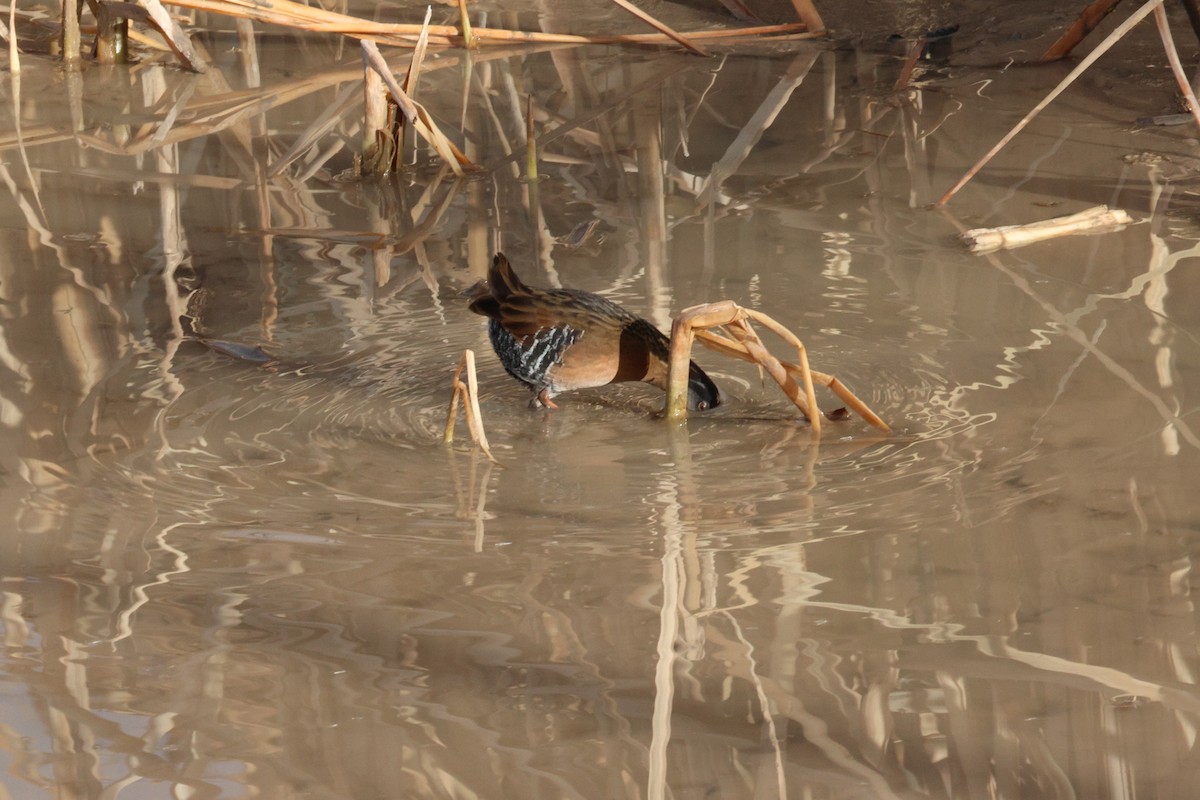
[697,401,709,411]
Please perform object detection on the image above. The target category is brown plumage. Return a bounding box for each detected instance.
[465,252,721,411]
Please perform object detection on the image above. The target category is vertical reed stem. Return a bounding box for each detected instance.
[61,0,80,64]
[524,95,537,181]
[666,319,695,421]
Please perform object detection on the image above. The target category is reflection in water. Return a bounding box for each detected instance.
[3,8,1200,799]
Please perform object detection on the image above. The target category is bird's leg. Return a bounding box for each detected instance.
[531,388,559,410]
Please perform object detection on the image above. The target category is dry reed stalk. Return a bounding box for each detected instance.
[741,310,820,433]
[360,40,473,175]
[608,0,707,56]
[1153,4,1200,130]
[937,0,1163,206]
[136,0,207,70]
[402,7,433,166]
[666,302,822,428]
[61,0,81,63]
[456,0,473,49]
[361,53,390,173]
[159,0,811,48]
[1040,0,1124,61]
[95,2,137,63]
[404,6,431,96]
[690,325,891,432]
[525,95,537,181]
[8,2,18,74]
[787,0,824,32]
[444,350,496,462]
[961,205,1134,253]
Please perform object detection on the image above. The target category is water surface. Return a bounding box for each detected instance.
[3,4,1200,798]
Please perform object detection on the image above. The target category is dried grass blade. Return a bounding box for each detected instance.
[525,95,538,180]
[938,0,1162,206]
[404,6,432,95]
[607,0,707,55]
[402,6,432,161]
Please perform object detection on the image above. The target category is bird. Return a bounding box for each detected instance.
[465,252,721,411]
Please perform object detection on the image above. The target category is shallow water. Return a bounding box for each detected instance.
[3,4,1200,799]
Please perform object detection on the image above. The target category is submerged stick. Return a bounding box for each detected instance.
[937,0,1162,206]
[961,205,1134,253]
[1040,0,1124,61]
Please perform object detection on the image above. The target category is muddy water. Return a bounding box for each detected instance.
[3,7,1200,799]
